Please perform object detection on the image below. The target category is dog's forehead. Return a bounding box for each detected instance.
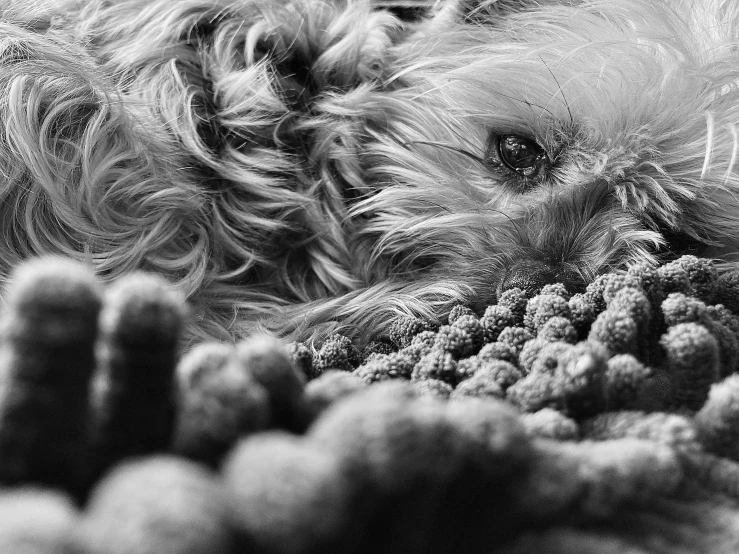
[393,1,739,147]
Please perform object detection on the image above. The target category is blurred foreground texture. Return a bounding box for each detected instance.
[1,255,739,553]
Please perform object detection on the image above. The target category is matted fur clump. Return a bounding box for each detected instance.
[0,0,739,343]
[0,256,739,552]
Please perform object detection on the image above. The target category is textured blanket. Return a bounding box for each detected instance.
[0,255,739,553]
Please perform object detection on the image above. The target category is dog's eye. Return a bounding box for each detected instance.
[494,135,549,177]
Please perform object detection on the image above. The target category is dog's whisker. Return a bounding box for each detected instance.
[402,140,484,165]
[484,90,556,119]
[539,55,574,128]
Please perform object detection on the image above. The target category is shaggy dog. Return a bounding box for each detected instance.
[0,0,738,342]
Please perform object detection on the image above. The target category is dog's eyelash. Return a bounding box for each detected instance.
[402,141,485,165]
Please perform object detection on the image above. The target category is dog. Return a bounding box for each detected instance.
[0,0,737,343]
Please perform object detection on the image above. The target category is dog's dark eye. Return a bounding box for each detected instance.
[495,135,549,177]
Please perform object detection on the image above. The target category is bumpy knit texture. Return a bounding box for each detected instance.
[3,255,739,552]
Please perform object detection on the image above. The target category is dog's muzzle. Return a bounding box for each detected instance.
[498,260,586,297]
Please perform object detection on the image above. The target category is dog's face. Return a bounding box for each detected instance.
[308,0,739,337]
[1,0,738,342]
[375,0,739,297]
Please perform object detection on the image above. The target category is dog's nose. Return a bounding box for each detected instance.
[498,260,585,297]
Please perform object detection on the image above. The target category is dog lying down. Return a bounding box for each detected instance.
[0,0,737,342]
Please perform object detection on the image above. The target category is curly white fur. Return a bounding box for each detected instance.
[0,0,738,343]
